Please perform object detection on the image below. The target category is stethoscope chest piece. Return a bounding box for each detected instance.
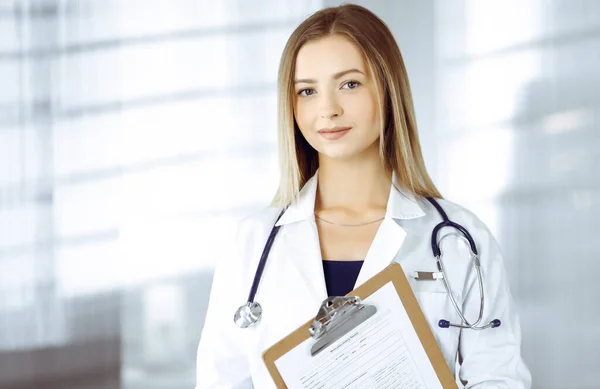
[234,301,262,328]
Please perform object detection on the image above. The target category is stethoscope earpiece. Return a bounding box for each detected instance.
[438,318,502,330]
[438,319,450,328]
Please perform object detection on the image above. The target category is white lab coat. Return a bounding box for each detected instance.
[195,173,532,388]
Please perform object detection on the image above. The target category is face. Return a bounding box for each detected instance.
[293,35,382,161]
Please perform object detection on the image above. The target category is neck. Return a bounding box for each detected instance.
[315,146,392,213]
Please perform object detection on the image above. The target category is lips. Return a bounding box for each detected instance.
[317,126,352,140]
[318,126,352,134]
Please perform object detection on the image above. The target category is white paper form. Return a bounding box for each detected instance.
[273,282,444,389]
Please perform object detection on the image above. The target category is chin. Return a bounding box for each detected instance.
[316,145,366,161]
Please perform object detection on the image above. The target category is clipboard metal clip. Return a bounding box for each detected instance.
[308,296,377,357]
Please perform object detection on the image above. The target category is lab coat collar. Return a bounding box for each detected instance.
[274,169,425,226]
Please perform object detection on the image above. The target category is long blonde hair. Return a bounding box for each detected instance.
[271,4,442,207]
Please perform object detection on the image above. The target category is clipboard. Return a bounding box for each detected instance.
[262,262,458,389]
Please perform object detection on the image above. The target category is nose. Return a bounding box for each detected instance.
[318,93,342,119]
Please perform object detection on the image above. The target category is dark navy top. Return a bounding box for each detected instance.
[322,260,365,297]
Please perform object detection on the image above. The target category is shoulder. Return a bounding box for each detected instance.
[417,197,498,245]
[237,206,283,236]
[232,206,284,256]
[413,197,507,274]
[212,206,283,285]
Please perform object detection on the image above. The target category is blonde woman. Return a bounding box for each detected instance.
[196,4,531,388]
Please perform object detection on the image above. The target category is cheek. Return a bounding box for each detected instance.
[294,103,315,136]
[347,94,380,132]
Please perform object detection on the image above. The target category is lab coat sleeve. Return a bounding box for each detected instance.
[195,222,253,389]
[457,220,532,388]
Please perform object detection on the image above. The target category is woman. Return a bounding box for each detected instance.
[196,4,531,388]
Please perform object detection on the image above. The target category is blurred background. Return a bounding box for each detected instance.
[0,0,598,388]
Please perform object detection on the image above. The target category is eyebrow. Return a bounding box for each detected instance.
[294,68,365,84]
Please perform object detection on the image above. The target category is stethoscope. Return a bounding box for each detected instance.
[233,197,501,331]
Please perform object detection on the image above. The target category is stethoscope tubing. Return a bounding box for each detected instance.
[245,209,286,304]
[237,198,500,330]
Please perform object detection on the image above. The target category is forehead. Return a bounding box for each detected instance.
[295,35,368,78]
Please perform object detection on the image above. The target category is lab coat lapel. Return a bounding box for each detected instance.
[355,217,406,286]
[355,172,426,287]
[275,173,328,306]
[273,170,426,302]
[279,222,328,305]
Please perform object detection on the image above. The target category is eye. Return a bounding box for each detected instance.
[342,80,361,90]
[297,88,316,97]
